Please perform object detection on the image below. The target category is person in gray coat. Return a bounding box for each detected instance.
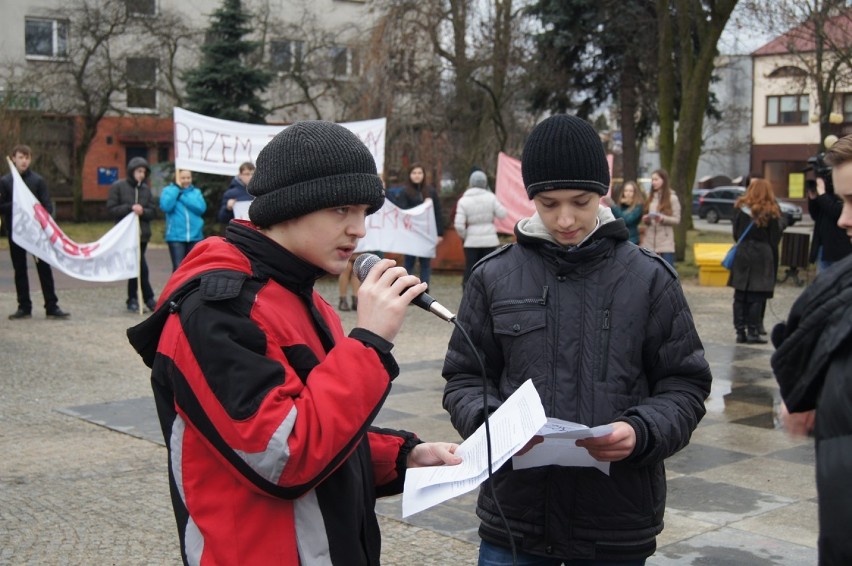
[443,115,712,565]
[453,170,507,285]
[106,156,157,312]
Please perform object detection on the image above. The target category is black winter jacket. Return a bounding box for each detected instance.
[808,193,852,263]
[0,168,52,233]
[727,209,781,294]
[772,253,852,566]
[106,157,156,242]
[443,209,711,561]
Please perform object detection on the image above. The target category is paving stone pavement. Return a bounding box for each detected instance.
[0,247,819,565]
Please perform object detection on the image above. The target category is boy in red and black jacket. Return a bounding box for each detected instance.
[129,121,460,566]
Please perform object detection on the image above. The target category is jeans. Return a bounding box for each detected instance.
[659,252,675,267]
[478,540,647,566]
[816,246,835,275]
[403,255,432,287]
[167,241,199,272]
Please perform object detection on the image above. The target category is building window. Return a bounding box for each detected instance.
[126,57,157,110]
[270,40,304,73]
[844,94,852,123]
[767,95,808,125]
[330,46,358,78]
[25,18,68,59]
[126,0,157,16]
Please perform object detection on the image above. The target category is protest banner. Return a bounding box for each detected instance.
[355,198,438,258]
[173,108,386,176]
[8,159,140,282]
[494,152,534,234]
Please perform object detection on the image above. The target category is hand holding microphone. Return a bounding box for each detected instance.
[354,254,457,324]
[350,255,428,342]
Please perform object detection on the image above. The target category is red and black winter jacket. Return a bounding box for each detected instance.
[129,220,420,565]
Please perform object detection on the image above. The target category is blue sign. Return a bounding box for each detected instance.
[98,167,118,185]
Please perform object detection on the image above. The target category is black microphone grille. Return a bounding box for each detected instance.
[353,253,382,283]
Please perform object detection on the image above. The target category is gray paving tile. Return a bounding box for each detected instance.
[652,526,817,565]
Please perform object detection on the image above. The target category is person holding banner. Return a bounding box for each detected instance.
[442,114,711,565]
[160,169,207,271]
[107,156,158,312]
[217,161,255,229]
[0,145,70,320]
[389,163,443,288]
[127,120,460,566]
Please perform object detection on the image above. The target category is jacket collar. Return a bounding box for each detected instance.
[225,221,326,296]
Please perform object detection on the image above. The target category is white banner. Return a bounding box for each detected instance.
[173,108,387,176]
[8,159,140,282]
[355,199,438,258]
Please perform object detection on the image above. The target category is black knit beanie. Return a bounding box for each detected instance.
[247,120,385,227]
[521,114,610,198]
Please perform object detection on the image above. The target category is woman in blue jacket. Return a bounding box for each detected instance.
[160,169,207,271]
[607,180,645,244]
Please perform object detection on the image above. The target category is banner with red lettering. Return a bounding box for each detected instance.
[494,152,534,234]
[174,108,386,176]
[355,199,438,257]
[8,159,140,282]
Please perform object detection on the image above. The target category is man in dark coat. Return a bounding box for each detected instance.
[773,133,852,566]
[0,144,70,320]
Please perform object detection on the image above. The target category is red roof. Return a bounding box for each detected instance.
[753,8,852,56]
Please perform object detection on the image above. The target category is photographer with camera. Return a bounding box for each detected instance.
[807,148,852,274]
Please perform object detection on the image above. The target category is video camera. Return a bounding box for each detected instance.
[805,152,834,195]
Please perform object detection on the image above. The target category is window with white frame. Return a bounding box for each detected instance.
[270,40,304,73]
[126,57,157,110]
[330,46,358,78]
[25,18,68,59]
[126,0,157,16]
[767,94,808,125]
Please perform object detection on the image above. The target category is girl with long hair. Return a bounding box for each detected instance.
[388,163,443,287]
[609,180,645,245]
[642,169,680,265]
[728,177,782,343]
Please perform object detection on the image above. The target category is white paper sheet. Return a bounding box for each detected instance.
[513,418,614,475]
[402,379,546,517]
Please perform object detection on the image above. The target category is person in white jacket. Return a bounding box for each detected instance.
[454,170,507,285]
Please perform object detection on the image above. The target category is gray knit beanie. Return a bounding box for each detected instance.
[247,120,385,227]
[521,114,610,198]
[469,170,488,189]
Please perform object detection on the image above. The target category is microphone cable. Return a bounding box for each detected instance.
[450,319,518,565]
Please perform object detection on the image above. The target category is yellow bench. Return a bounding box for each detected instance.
[693,243,734,286]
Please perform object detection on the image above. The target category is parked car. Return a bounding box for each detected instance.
[697,186,802,227]
[692,188,711,212]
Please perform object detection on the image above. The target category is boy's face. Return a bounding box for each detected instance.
[832,160,852,242]
[239,168,254,186]
[265,204,371,275]
[534,188,601,246]
[133,167,147,183]
[11,152,31,174]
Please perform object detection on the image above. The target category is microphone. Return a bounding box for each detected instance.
[353,253,456,322]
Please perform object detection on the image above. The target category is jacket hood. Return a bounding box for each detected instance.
[461,187,491,198]
[515,204,626,248]
[126,157,150,182]
[771,253,852,411]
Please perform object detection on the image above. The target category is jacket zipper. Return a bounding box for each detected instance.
[598,308,611,381]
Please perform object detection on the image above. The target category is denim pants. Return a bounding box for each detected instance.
[167,241,199,272]
[403,254,432,287]
[478,540,647,566]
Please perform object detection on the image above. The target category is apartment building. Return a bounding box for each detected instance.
[0,0,377,218]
